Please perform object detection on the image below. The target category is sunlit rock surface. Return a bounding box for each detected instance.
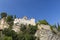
[0,18,9,30]
[35,24,60,40]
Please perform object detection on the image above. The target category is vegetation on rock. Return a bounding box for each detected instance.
[38,20,49,25]
[0,12,60,40]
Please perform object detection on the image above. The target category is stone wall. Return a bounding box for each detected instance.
[14,17,36,26]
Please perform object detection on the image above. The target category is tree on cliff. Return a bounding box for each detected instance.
[37,20,49,25]
[0,12,7,18]
[6,15,14,28]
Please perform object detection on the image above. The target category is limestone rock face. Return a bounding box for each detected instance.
[35,25,60,40]
[12,25,20,32]
[0,18,9,30]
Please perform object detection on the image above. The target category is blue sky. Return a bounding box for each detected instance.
[0,0,60,25]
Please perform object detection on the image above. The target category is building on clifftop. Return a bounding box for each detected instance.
[14,16,36,26]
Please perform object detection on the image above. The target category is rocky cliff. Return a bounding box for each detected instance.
[35,24,60,40]
[0,18,60,40]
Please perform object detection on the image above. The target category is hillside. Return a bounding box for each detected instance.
[0,12,60,40]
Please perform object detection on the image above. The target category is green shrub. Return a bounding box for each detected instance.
[4,36,12,40]
[38,20,49,25]
[0,12,7,18]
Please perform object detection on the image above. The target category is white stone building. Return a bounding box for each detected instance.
[14,16,36,26]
